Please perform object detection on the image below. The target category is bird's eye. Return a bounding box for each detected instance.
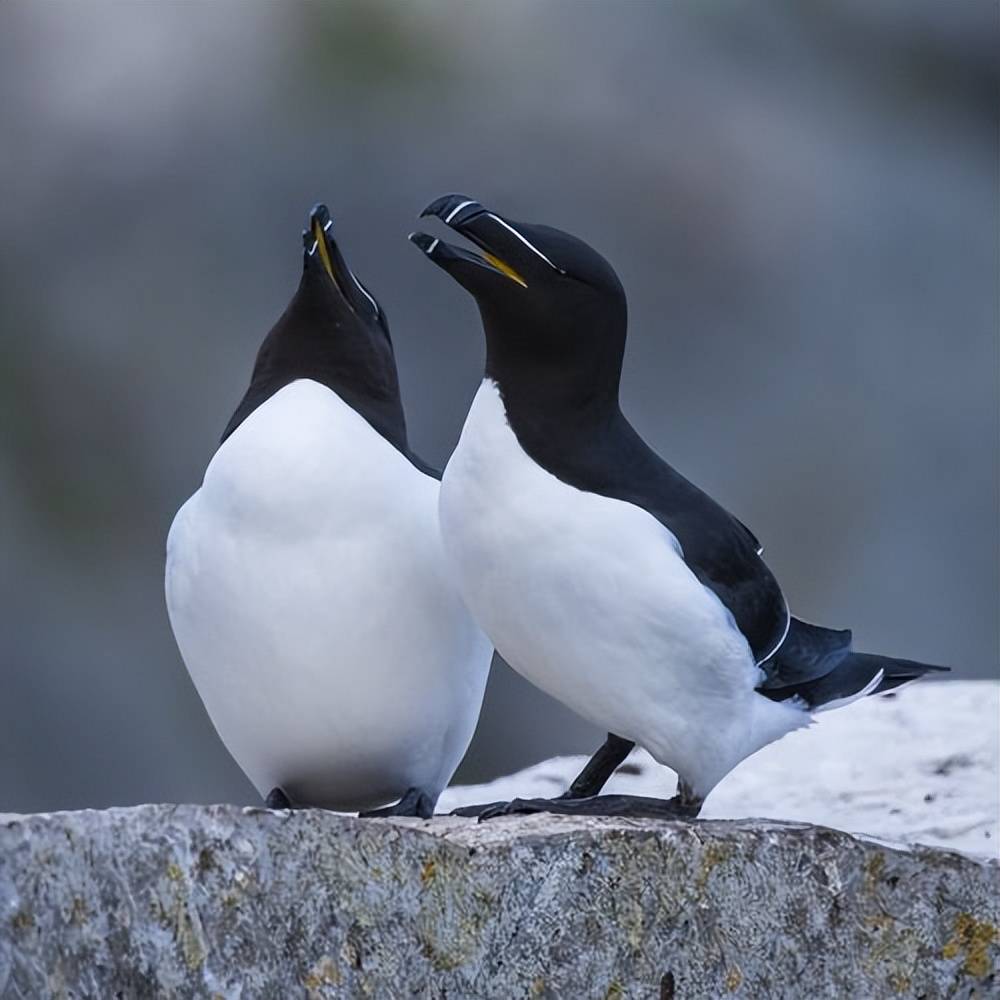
[558,269,596,290]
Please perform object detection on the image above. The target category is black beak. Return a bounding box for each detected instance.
[420,195,490,229]
[410,193,548,294]
[303,203,380,318]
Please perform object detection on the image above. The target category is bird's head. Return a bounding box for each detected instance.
[222,204,405,447]
[411,195,627,407]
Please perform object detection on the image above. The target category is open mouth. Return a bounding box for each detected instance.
[304,204,380,316]
[307,204,339,284]
[409,195,529,289]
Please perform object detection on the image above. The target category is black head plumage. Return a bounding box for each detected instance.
[411,195,627,415]
[222,204,408,456]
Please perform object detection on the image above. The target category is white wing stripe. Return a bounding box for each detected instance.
[756,599,792,667]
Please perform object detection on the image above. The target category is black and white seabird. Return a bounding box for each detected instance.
[165,204,492,818]
[410,194,948,820]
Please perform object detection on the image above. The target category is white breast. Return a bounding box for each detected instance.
[439,380,805,797]
[165,379,491,810]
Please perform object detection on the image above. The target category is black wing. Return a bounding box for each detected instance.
[606,420,789,664]
[506,406,789,664]
[758,617,853,691]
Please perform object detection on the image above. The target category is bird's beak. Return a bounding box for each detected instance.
[409,194,539,294]
[310,206,338,283]
[303,204,379,318]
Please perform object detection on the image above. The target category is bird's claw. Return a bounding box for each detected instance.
[359,786,436,819]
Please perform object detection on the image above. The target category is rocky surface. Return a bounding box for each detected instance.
[1,805,997,999]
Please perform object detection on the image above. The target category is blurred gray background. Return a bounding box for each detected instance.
[1,2,996,813]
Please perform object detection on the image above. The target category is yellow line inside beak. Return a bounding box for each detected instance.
[483,252,527,288]
[313,219,336,282]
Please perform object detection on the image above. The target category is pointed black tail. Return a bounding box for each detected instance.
[759,618,949,711]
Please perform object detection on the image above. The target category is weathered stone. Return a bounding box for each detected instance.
[0,806,997,999]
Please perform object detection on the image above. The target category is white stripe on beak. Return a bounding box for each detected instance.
[444,199,477,224]
[486,214,561,272]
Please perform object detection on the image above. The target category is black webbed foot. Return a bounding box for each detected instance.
[451,733,637,818]
[359,786,436,820]
[264,787,293,810]
[451,800,510,818]
[457,793,703,823]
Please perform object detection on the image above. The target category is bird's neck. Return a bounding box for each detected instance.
[484,339,625,429]
[223,286,409,452]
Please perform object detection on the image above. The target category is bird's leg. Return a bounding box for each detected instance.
[674,778,703,818]
[359,786,436,820]
[264,787,293,809]
[560,733,636,798]
[452,733,635,818]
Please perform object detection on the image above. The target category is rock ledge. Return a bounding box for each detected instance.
[1,806,997,998]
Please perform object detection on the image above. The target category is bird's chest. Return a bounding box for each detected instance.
[441,383,670,651]
[175,381,434,632]
[442,382,591,583]
[206,380,418,542]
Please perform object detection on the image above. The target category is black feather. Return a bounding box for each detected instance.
[762,647,949,710]
[759,617,853,689]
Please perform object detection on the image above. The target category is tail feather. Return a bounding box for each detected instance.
[761,644,949,712]
[868,653,950,694]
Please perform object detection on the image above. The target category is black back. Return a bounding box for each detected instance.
[222,205,436,478]
[491,371,788,664]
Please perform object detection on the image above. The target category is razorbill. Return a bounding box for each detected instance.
[410,194,948,820]
[165,204,492,817]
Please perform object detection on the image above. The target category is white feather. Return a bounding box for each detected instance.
[439,381,806,798]
[166,379,492,810]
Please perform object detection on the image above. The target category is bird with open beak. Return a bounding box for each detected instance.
[166,204,492,818]
[411,194,948,821]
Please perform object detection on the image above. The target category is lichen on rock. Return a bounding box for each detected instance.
[0,806,997,999]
